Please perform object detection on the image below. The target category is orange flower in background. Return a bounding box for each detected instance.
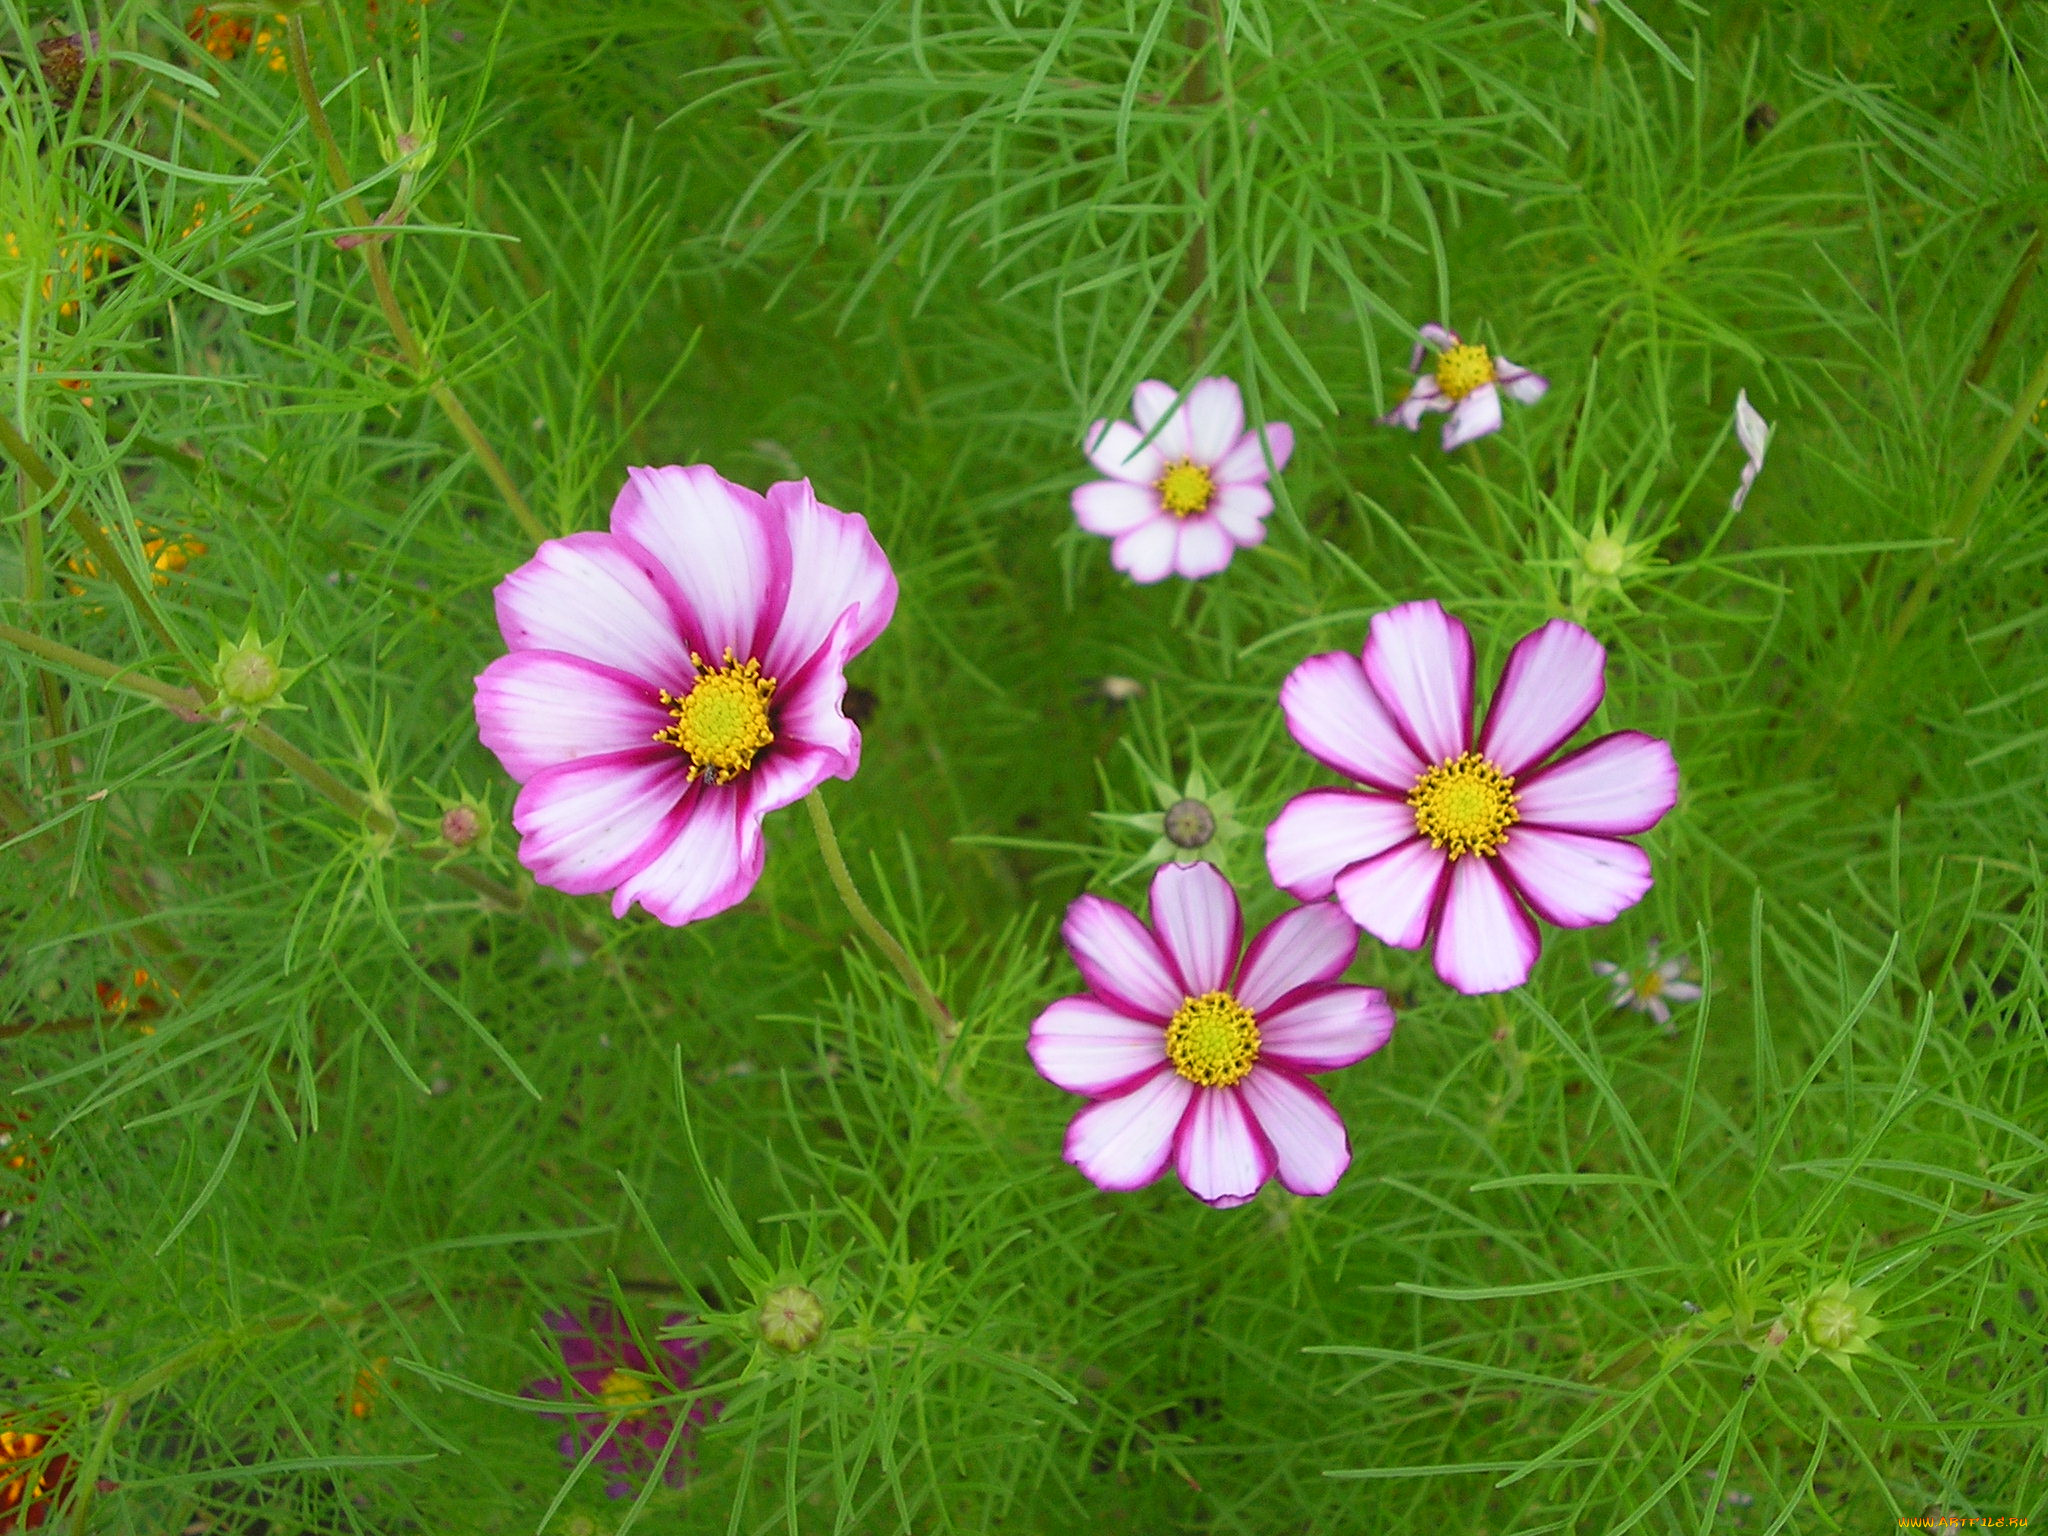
[180,197,265,241]
[186,7,251,61]
[95,967,178,1028]
[1,221,115,320]
[343,1358,391,1419]
[64,530,208,605]
[0,1112,44,1229]
[249,14,290,72]
[0,1426,72,1531]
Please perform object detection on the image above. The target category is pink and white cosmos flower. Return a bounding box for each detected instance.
[1266,600,1679,995]
[1073,376,1293,584]
[1028,862,1395,1208]
[473,466,896,926]
[1380,323,1549,452]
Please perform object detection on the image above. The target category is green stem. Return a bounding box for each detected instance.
[1485,994,1525,1128]
[282,17,548,547]
[1965,226,2046,388]
[804,789,956,1046]
[15,467,71,799]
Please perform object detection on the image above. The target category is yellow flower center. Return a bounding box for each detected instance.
[1407,752,1519,860]
[1165,991,1260,1088]
[654,648,777,784]
[1156,460,1214,518]
[1631,970,1667,1003]
[596,1369,656,1418]
[1434,343,1496,401]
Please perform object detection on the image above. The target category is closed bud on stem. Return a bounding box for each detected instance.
[440,804,483,848]
[1799,1279,1883,1369]
[212,624,301,721]
[757,1285,827,1353]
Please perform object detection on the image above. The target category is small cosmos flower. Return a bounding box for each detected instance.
[1073,376,1293,584]
[1028,862,1395,1208]
[1731,389,1772,511]
[1267,600,1679,994]
[523,1307,714,1500]
[473,466,896,926]
[1592,943,1701,1028]
[1380,324,1549,452]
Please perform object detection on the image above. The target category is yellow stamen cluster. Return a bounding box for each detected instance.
[596,1369,656,1419]
[654,648,777,783]
[1165,991,1260,1088]
[1631,970,1667,1005]
[1434,343,1497,401]
[1407,751,1519,860]
[1156,460,1215,518]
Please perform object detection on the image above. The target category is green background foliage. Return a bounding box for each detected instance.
[4,0,2046,1530]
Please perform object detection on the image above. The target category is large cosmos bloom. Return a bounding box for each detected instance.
[1267,600,1679,995]
[1073,377,1293,583]
[474,467,896,925]
[1380,324,1548,452]
[523,1307,714,1499]
[1028,862,1395,1208]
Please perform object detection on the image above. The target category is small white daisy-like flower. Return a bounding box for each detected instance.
[1380,323,1549,452]
[1592,943,1702,1027]
[1730,389,1773,511]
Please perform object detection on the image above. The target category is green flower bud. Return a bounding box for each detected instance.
[1580,533,1627,579]
[212,624,301,720]
[1798,1279,1884,1369]
[757,1285,827,1354]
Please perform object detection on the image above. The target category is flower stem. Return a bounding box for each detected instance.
[282,17,548,547]
[1965,226,2046,387]
[1485,993,1525,1128]
[804,789,956,1046]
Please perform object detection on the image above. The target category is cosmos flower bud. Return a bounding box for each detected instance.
[757,1285,828,1353]
[1799,1279,1884,1368]
[440,804,483,848]
[1162,798,1216,850]
[1579,532,1627,579]
[212,624,301,721]
[38,33,97,109]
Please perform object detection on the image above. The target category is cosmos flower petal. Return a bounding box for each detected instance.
[1735,388,1773,464]
[1499,827,1653,929]
[1111,518,1179,583]
[512,749,690,896]
[1073,479,1163,537]
[1364,599,1475,764]
[1174,1085,1274,1208]
[1064,1066,1192,1191]
[1256,984,1395,1073]
[1279,651,1428,791]
[1084,419,1168,484]
[474,650,668,782]
[1173,517,1237,579]
[1183,376,1246,462]
[757,479,898,678]
[612,465,785,664]
[1265,789,1417,900]
[1236,1066,1351,1196]
[1476,618,1608,777]
[1207,481,1273,544]
[1432,855,1541,994]
[1213,422,1293,483]
[1441,381,1504,450]
[745,615,864,812]
[493,531,696,685]
[1028,996,1169,1096]
[1493,357,1550,405]
[1380,376,1449,430]
[1235,901,1360,1012]
[1062,894,1185,1018]
[606,783,764,926]
[1130,379,1182,438]
[1418,323,1460,355]
[1333,837,1447,951]
[1516,731,1679,835]
[1662,980,1704,1003]
[1148,861,1242,995]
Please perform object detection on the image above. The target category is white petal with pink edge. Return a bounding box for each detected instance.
[757,480,897,679]
[1477,619,1607,777]
[1431,856,1541,994]
[1085,419,1167,485]
[1130,380,1183,444]
[1062,894,1184,1019]
[1028,996,1169,1096]
[1257,985,1395,1072]
[1441,382,1503,450]
[1334,836,1447,951]
[1418,323,1460,357]
[511,748,690,897]
[1235,902,1360,1013]
[1173,518,1237,580]
[1364,600,1474,764]
[1499,827,1653,929]
[1265,789,1415,902]
[1236,1067,1352,1197]
[493,532,696,687]
[1213,422,1294,484]
[745,612,865,814]
[1208,480,1273,540]
[1111,518,1178,583]
[1279,651,1427,792]
[1494,356,1549,405]
[1382,376,1450,430]
[1516,731,1678,835]
[1182,377,1246,463]
[608,784,763,925]
[1063,1067,1192,1192]
[612,466,784,664]
[1148,862,1242,995]
[474,651,668,782]
[1073,479,1161,537]
[1174,1086,1274,1207]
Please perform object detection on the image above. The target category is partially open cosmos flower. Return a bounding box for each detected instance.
[1380,324,1548,452]
[1268,600,1679,994]
[0,1424,72,1530]
[1731,388,1772,511]
[474,468,896,925]
[1028,862,1395,1208]
[1593,942,1701,1028]
[523,1308,713,1499]
[1073,377,1293,583]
